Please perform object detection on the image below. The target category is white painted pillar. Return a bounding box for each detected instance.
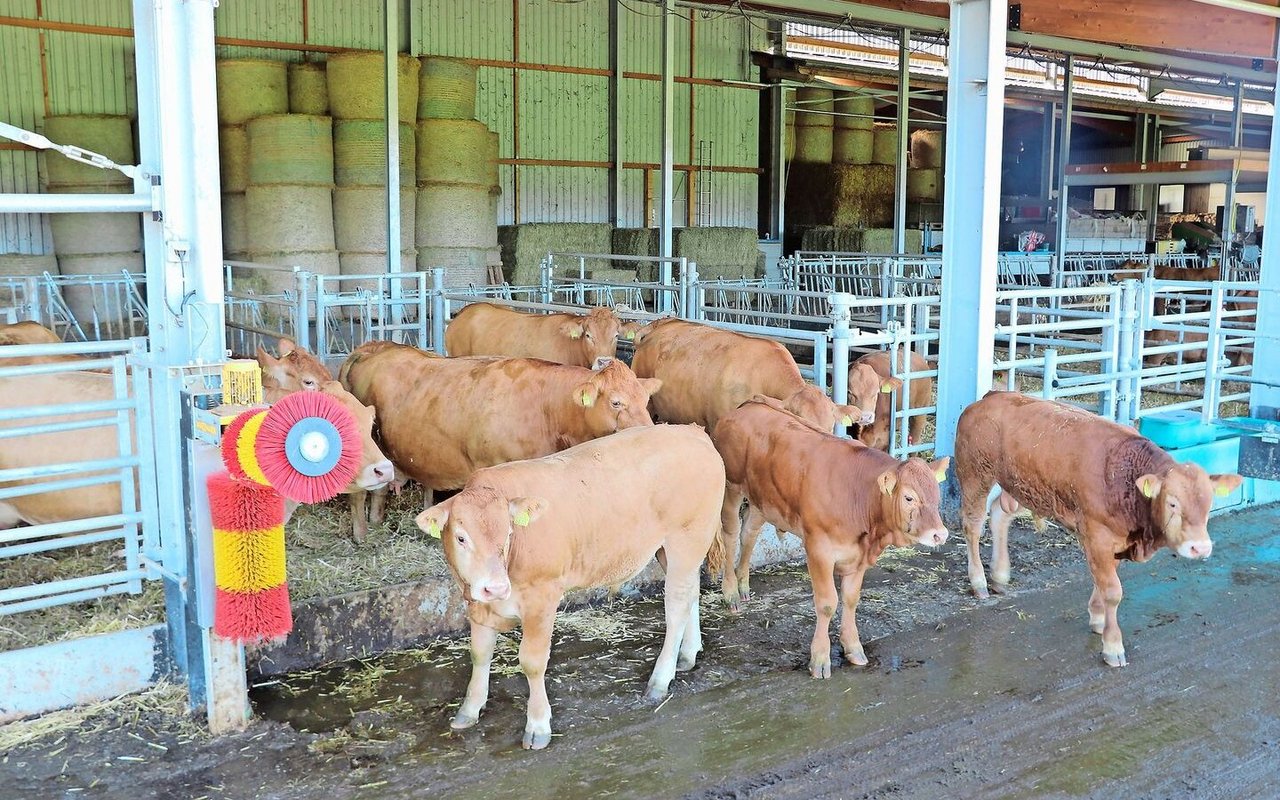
[659,0,675,258]
[1250,44,1280,415]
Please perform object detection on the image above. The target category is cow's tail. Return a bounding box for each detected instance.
[704,525,728,581]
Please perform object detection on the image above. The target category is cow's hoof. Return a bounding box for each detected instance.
[843,644,868,667]
[990,581,1009,596]
[809,656,832,679]
[370,512,385,525]
[724,594,744,616]
[643,682,669,703]
[1102,648,1127,668]
[450,711,479,730]
[522,730,551,750]
[971,585,990,600]
[676,654,697,672]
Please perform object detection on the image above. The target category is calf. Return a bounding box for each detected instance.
[0,321,81,368]
[713,398,950,675]
[418,424,724,749]
[632,318,869,432]
[340,341,660,508]
[255,337,333,402]
[852,348,931,451]
[956,391,1241,667]
[444,303,621,367]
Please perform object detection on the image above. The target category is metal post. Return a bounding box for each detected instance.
[431,267,446,354]
[935,0,1007,464]
[1053,55,1075,272]
[830,292,852,437]
[133,0,240,732]
[659,0,675,259]
[894,28,911,254]
[1115,280,1137,425]
[659,258,675,314]
[385,0,404,333]
[1221,79,1245,275]
[608,0,622,226]
[1042,348,1058,400]
[1203,284,1224,423]
[1040,101,1056,204]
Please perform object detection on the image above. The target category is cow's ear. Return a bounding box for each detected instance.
[574,382,599,408]
[563,321,585,340]
[416,502,451,539]
[278,338,296,357]
[623,328,637,341]
[880,376,903,394]
[1210,473,1243,498]
[509,497,548,528]
[929,456,951,484]
[255,345,279,366]
[837,404,860,427]
[638,377,662,397]
[877,469,898,496]
[1136,474,1163,499]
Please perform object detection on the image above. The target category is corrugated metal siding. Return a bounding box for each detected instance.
[518,165,608,223]
[1159,137,1227,161]
[214,0,304,61]
[41,0,132,27]
[518,71,608,161]
[476,67,515,158]
[44,31,135,116]
[518,0,607,70]
[413,0,513,61]
[308,0,385,51]
[619,3,689,76]
[0,19,48,253]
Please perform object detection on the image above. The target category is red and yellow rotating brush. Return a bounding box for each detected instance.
[209,390,360,644]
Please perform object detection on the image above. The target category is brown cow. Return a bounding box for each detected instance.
[852,348,931,451]
[340,341,660,506]
[1226,289,1257,367]
[444,303,622,367]
[713,398,950,676]
[417,424,724,749]
[0,321,82,368]
[255,338,333,402]
[631,318,870,433]
[955,391,1242,667]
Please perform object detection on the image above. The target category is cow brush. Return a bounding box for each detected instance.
[209,391,359,644]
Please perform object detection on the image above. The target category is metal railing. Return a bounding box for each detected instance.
[0,270,147,342]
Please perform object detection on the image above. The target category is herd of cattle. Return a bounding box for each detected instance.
[0,303,1242,749]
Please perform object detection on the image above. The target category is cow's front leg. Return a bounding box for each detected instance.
[734,504,768,603]
[349,490,369,543]
[837,564,870,666]
[1083,531,1126,667]
[369,485,389,525]
[805,549,838,679]
[451,619,498,729]
[518,598,558,749]
[717,487,746,613]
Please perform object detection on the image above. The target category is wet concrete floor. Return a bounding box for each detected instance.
[247,505,1280,800]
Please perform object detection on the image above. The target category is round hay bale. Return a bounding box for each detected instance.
[418,57,478,120]
[219,124,250,192]
[338,250,417,296]
[222,191,249,254]
[906,167,941,201]
[415,185,497,249]
[216,59,288,125]
[416,245,497,286]
[833,94,875,130]
[288,62,329,115]
[832,129,873,165]
[42,115,135,189]
[247,114,334,186]
[49,213,142,256]
[55,251,144,325]
[326,52,420,124]
[241,251,340,298]
[793,125,832,164]
[415,119,497,187]
[0,253,58,304]
[333,120,416,186]
[872,124,898,166]
[334,186,415,252]
[910,129,944,168]
[245,184,335,251]
[795,87,834,122]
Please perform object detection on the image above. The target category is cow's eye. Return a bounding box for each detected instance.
[456,533,466,545]
[303,378,317,388]
[904,494,916,503]
[611,399,624,409]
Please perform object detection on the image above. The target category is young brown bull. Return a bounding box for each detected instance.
[444,303,622,367]
[417,424,724,750]
[712,398,950,678]
[956,391,1242,667]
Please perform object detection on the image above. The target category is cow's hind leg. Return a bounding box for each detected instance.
[451,620,498,730]
[717,486,747,613]
[518,595,560,749]
[837,565,870,666]
[805,549,838,679]
[734,504,768,604]
[369,485,389,526]
[959,473,995,598]
[1082,530,1127,667]
[989,491,1019,592]
[677,591,701,672]
[647,562,698,701]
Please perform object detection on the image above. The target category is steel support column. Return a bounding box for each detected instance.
[893,28,911,254]
[659,0,675,258]
[1222,79,1245,269]
[384,0,401,276]
[935,0,1007,464]
[1053,55,1075,261]
[1250,43,1280,414]
[1040,101,1055,203]
[132,0,239,731]
[608,0,623,226]
[765,20,786,241]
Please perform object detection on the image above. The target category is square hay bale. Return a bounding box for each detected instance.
[611,227,657,271]
[801,226,863,253]
[498,223,612,285]
[673,227,761,275]
[833,164,896,229]
[861,228,924,254]
[585,267,638,283]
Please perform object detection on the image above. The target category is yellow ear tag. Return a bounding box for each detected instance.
[570,328,583,339]
[1141,480,1155,499]
[425,519,442,539]
[625,330,636,341]
[880,384,894,394]
[513,510,531,527]
[580,390,594,407]
[935,469,947,484]
[840,415,854,426]
[1215,485,1232,498]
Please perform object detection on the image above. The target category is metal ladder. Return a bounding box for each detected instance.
[696,139,714,227]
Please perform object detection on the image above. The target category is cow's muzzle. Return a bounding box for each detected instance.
[358,459,395,490]
[917,526,949,547]
[475,579,512,602]
[859,410,876,425]
[1176,538,1213,559]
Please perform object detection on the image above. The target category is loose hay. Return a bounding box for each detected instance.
[0,679,198,752]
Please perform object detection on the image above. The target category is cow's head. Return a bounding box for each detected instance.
[257,338,333,402]
[877,456,950,548]
[561,307,622,366]
[319,381,394,493]
[1137,464,1242,559]
[619,320,650,346]
[848,362,899,423]
[417,487,547,603]
[780,385,870,433]
[573,359,661,435]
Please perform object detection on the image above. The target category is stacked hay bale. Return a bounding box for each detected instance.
[42,115,142,323]
[907,129,943,203]
[832,93,874,166]
[674,227,763,281]
[612,228,658,278]
[415,57,502,287]
[325,52,419,294]
[800,226,862,253]
[288,62,328,115]
[872,123,899,166]
[0,253,59,305]
[792,87,833,164]
[498,224,611,285]
[243,113,338,294]
[783,88,796,162]
[861,228,924,254]
[217,59,288,261]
